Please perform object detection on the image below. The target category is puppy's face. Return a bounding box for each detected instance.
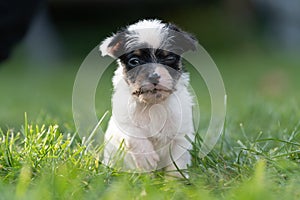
[119,48,182,103]
[100,19,197,104]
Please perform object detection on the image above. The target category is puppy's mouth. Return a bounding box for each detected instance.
[132,88,173,96]
[131,83,174,103]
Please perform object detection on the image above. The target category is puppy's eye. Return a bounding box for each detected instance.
[128,57,141,67]
[162,55,177,64]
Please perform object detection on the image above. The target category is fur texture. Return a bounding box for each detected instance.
[99,19,196,178]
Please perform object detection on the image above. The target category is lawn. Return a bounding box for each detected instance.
[0,47,299,199]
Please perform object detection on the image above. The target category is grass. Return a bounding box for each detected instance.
[0,49,299,199]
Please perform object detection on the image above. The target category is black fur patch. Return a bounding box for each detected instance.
[119,48,182,83]
[106,29,129,57]
[164,23,197,53]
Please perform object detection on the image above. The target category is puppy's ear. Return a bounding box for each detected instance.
[99,31,126,58]
[166,23,197,54]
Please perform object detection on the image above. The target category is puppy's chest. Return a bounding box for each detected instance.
[129,103,181,141]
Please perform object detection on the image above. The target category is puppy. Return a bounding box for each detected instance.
[99,19,196,178]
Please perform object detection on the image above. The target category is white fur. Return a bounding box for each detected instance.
[99,35,113,57]
[127,19,164,31]
[99,19,170,57]
[104,67,194,177]
[126,19,166,49]
[101,20,195,178]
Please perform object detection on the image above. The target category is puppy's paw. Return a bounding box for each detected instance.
[126,138,160,171]
[133,151,160,171]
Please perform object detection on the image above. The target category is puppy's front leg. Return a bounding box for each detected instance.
[125,137,160,171]
[165,137,192,179]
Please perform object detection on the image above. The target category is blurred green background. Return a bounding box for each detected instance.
[0,0,299,129]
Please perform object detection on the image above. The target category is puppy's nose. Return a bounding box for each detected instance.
[149,73,160,85]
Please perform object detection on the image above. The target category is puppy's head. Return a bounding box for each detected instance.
[100,19,197,104]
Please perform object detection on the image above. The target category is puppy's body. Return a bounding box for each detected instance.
[100,19,196,177]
